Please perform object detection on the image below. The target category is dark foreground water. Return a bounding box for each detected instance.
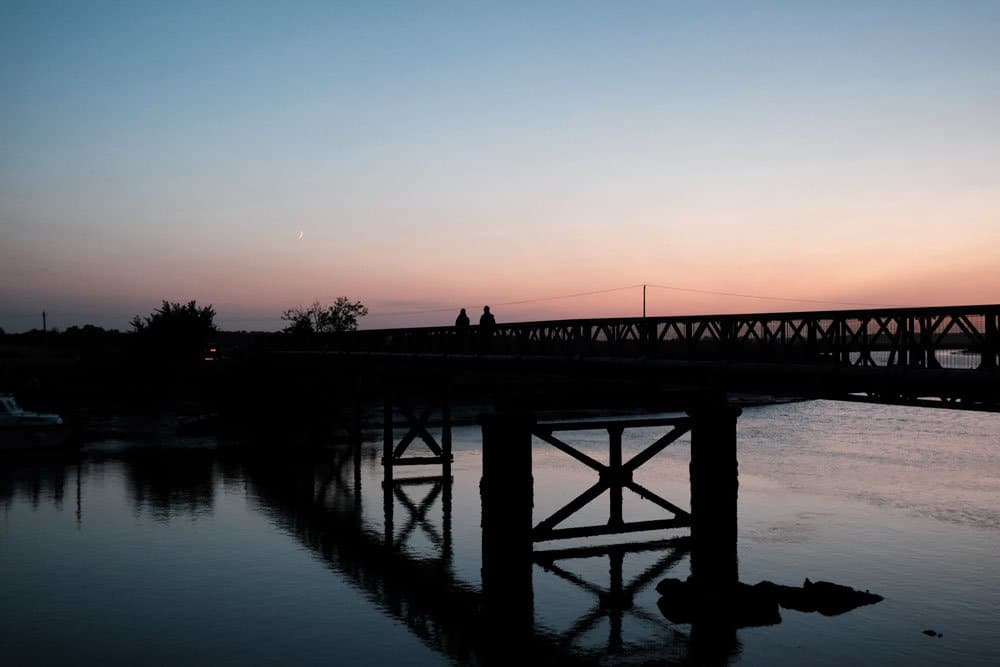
[2,401,999,665]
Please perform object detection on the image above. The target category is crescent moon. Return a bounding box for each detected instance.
[297,230,304,240]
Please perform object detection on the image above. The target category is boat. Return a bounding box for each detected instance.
[0,394,71,450]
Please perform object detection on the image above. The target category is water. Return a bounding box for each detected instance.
[2,400,998,665]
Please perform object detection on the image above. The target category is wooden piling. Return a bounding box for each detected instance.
[608,426,624,528]
[479,411,534,644]
[383,397,393,486]
[441,383,452,479]
[687,396,741,591]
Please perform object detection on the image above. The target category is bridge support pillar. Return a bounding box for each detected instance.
[480,412,534,650]
[982,311,999,371]
[383,399,394,488]
[381,388,454,549]
[687,397,741,593]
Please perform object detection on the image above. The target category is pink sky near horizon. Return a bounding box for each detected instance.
[4,233,997,332]
[3,160,998,332]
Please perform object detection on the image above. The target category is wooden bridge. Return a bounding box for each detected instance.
[324,303,1000,411]
[246,303,999,650]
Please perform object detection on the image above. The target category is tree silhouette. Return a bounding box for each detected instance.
[130,300,216,360]
[282,298,368,334]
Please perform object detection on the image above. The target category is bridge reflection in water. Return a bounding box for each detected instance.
[242,446,703,664]
[234,438,876,665]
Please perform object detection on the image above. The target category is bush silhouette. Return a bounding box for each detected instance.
[131,300,216,361]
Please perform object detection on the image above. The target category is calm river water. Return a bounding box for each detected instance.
[2,400,998,665]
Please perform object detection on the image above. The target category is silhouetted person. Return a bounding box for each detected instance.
[455,308,471,353]
[478,306,496,353]
[479,306,496,332]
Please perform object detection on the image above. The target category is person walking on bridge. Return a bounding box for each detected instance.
[479,306,496,353]
[479,306,496,332]
[455,308,471,353]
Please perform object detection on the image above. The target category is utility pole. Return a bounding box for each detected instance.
[42,310,47,333]
[642,285,646,319]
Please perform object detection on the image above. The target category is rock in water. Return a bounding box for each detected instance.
[655,578,782,628]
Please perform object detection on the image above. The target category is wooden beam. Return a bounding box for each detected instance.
[533,536,690,562]
[413,425,443,456]
[532,431,607,473]
[623,425,690,473]
[392,427,419,458]
[609,426,623,527]
[533,518,690,542]
[392,456,449,466]
[624,480,690,519]
[537,416,690,431]
[533,480,608,534]
[391,475,452,486]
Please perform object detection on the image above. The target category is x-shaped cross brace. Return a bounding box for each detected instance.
[532,419,692,542]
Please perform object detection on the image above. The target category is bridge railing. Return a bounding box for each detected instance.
[333,305,1000,371]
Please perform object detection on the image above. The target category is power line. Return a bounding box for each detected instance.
[496,284,643,307]
[645,283,911,309]
[365,284,643,318]
[308,282,912,321]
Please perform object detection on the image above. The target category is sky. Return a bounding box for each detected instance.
[2,1,999,332]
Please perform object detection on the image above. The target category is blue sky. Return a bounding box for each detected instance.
[2,2,999,331]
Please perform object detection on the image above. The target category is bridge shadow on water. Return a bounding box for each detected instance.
[1,445,883,665]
